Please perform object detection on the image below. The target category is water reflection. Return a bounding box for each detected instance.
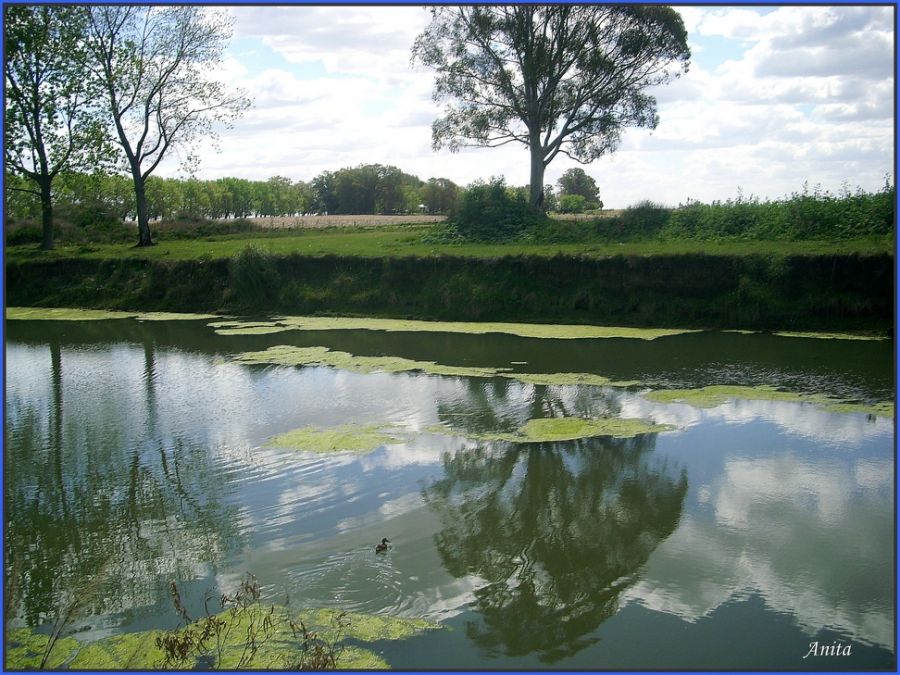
[622,451,894,650]
[5,342,246,630]
[423,434,687,662]
[4,319,893,668]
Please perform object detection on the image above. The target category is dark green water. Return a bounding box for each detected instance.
[4,318,895,670]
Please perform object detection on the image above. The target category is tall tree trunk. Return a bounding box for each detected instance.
[131,171,154,247]
[39,176,54,250]
[529,139,545,210]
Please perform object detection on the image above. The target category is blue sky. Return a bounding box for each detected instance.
[168,5,894,209]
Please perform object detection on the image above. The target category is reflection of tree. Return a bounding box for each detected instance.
[437,380,623,439]
[5,340,245,627]
[423,433,686,662]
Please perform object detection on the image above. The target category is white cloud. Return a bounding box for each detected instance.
[162,6,893,208]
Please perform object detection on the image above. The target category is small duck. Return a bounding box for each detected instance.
[375,537,391,554]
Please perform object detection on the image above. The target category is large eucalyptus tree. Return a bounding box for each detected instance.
[413,5,690,208]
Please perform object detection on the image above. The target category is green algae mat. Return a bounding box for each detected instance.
[213,315,699,340]
[6,307,219,321]
[265,424,403,454]
[6,607,439,670]
[644,385,893,417]
[232,345,645,389]
[434,416,674,443]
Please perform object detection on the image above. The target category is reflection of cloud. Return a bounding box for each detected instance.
[622,453,894,649]
[405,575,489,622]
[620,392,892,446]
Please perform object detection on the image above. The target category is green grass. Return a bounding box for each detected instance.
[5,225,892,263]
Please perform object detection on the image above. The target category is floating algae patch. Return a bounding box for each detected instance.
[816,399,894,416]
[507,372,642,387]
[265,424,402,454]
[6,307,217,321]
[233,344,506,378]
[135,311,219,321]
[272,315,697,340]
[210,319,292,335]
[439,416,673,443]
[773,331,888,341]
[6,306,139,321]
[217,326,294,335]
[644,385,894,417]
[67,630,170,670]
[298,608,440,643]
[210,606,434,669]
[6,627,81,669]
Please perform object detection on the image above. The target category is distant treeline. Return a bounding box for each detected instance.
[5,164,461,225]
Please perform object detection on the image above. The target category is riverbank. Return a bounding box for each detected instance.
[6,247,893,332]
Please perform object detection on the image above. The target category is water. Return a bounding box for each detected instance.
[4,318,895,669]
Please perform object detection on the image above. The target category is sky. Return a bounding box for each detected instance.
[167,5,895,209]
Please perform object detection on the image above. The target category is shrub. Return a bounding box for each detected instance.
[558,194,587,214]
[448,177,547,241]
[6,225,43,246]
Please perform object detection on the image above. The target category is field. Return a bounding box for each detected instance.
[226,214,447,229]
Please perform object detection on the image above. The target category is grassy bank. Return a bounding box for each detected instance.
[7,247,893,332]
[6,226,893,263]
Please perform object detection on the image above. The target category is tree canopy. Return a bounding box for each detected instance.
[4,6,106,248]
[413,5,690,207]
[558,168,601,207]
[85,6,250,246]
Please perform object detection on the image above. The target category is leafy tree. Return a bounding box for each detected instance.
[558,193,587,214]
[413,5,690,208]
[557,167,600,206]
[85,6,250,246]
[311,171,338,215]
[4,6,107,248]
[222,177,255,219]
[145,176,184,222]
[421,177,460,215]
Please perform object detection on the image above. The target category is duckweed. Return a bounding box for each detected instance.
[508,372,641,387]
[644,385,894,417]
[6,607,438,670]
[6,307,217,321]
[67,631,169,670]
[439,416,673,443]
[6,306,139,321]
[232,345,649,388]
[265,424,402,454]
[6,627,81,669]
[298,608,439,642]
[773,331,888,341]
[221,315,698,340]
[233,345,506,378]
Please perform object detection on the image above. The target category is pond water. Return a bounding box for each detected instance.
[4,317,895,670]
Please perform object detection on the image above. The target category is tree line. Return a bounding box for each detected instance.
[7,4,690,248]
[6,162,615,230]
[5,165,463,225]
